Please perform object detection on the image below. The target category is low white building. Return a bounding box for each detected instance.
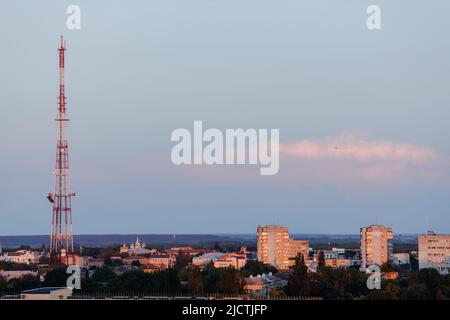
[391,253,410,266]
[0,250,41,265]
[213,253,247,269]
[21,287,73,300]
[192,252,225,267]
[244,273,287,295]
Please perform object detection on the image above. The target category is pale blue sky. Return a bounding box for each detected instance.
[1,0,449,235]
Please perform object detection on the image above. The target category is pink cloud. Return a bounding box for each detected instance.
[279,134,438,164]
[73,133,447,188]
[183,133,446,187]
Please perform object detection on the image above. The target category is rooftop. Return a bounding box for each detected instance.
[22,287,71,294]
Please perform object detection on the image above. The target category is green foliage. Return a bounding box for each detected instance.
[78,247,101,257]
[317,251,325,272]
[109,270,150,292]
[108,269,181,293]
[42,268,68,287]
[131,260,141,267]
[285,255,370,299]
[366,282,401,300]
[286,253,310,296]
[216,267,244,294]
[187,267,204,294]
[202,263,221,293]
[380,261,395,272]
[0,276,6,291]
[7,275,40,292]
[91,266,116,283]
[362,268,450,300]
[401,282,428,300]
[184,264,244,294]
[241,260,277,277]
[0,261,37,271]
[175,251,192,270]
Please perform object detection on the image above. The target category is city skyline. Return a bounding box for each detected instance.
[1,1,450,235]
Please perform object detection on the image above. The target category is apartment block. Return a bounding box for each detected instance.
[418,232,450,275]
[257,225,309,270]
[360,225,393,269]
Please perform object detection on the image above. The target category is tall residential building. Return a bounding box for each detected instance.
[257,225,309,270]
[418,231,450,275]
[360,225,393,269]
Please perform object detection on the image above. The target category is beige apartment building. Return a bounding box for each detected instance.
[257,225,309,270]
[360,225,393,269]
[418,232,450,275]
[213,252,247,269]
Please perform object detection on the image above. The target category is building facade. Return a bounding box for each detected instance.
[120,236,155,255]
[138,254,175,268]
[0,250,41,265]
[418,232,450,275]
[360,225,393,269]
[192,252,225,267]
[213,253,247,269]
[257,225,309,270]
[391,253,410,266]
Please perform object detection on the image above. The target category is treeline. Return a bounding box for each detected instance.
[0,261,38,271]
[11,264,246,295]
[2,254,449,299]
[81,260,276,294]
[285,253,450,300]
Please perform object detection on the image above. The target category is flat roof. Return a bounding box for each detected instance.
[22,287,70,294]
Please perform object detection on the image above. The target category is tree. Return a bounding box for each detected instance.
[286,253,310,296]
[435,288,445,300]
[42,268,68,287]
[381,261,395,273]
[187,267,204,294]
[401,283,427,300]
[384,282,401,299]
[317,251,325,272]
[241,260,277,277]
[343,268,369,298]
[109,270,152,292]
[0,276,7,291]
[202,263,220,293]
[0,261,37,271]
[91,266,116,283]
[216,267,243,294]
[416,268,441,298]
[108,269,182,294]
[153,268,182,293]
[175,251,192,270]
[131,260,141,267]
[8,275,40,292]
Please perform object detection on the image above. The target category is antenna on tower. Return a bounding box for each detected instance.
[60,34,66,49]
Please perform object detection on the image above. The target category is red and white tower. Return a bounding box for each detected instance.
[47,36,76,270]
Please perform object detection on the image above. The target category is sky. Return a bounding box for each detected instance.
[1,0,450,235]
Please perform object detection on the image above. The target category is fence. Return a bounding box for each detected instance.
[0,291,322,300]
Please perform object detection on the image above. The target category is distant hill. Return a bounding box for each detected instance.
[0,233,419,249]
[0,234,248,249]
